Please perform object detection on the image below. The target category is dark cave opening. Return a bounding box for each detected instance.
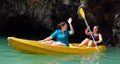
[0,15,52,40]
[0,15,87,42]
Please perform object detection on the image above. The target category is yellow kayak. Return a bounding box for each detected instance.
[8,37,107,54]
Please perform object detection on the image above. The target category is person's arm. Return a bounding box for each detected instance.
[67,18,74,35]
[85,27,91,35]
[42,30,58,42]
[42,36,53,42]
[96,33,103,43]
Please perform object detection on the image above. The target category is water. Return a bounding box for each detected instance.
[0,37,120,64]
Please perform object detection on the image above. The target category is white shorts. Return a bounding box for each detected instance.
[51,41,66,46]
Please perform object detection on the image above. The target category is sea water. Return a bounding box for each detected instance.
[0,37,120,64]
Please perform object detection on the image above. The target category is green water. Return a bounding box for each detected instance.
[0,37,120,64]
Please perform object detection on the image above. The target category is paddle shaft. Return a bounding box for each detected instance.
[84,18,100,52]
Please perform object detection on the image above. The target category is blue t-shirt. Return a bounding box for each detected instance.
[50,29,70,46]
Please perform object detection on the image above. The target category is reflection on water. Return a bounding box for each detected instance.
[0,37,120,64]
[37,53,104,64]
[80,53,104,64]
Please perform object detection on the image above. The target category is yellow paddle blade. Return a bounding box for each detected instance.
[79,8,85,19]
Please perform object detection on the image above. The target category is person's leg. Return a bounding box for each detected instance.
[87,40,95,47]
[39,40,55,45]
[79,38,89,47]
[55,44,66,47]
[87,40,93,47]
[53,42,66,47]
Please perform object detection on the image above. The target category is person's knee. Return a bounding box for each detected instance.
[88,40,95,47]
[85,38,89,40]
[84,38,90,42]
[89,40,93,42]
[88,40,93,45]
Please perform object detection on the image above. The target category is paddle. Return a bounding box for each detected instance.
[79,7,100,52]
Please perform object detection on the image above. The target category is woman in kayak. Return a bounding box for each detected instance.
[39,18,74,47]
[79,25,103,47]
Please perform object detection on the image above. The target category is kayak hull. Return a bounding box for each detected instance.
[8,37,107,54]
